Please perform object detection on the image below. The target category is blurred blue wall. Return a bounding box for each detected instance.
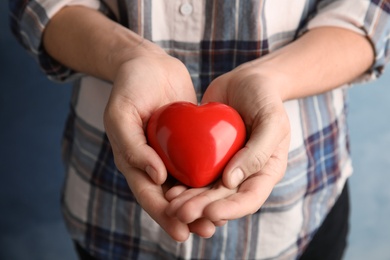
[1,1,389,259]
[347,65,390,259]
[0,1,76,259]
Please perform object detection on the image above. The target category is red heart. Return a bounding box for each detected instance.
[147,102,246,188]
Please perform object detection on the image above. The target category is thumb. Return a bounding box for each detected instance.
[222,113,290,189]
[222,144,269,189]
[112,141,167,185]
[104,104,167,185]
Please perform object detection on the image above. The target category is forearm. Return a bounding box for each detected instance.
[246,27,375,101]
[43,6,159,82]
[44,7,374,99]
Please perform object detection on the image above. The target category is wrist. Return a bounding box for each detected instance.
[232,61,293,102]
[104,27,167,82]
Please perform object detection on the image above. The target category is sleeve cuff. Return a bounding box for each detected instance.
[303,0,390,83]
[19,0,101,82]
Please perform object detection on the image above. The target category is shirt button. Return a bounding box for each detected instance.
[180,3,193,16]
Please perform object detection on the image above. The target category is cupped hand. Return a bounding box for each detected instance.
[165,63,291,224]
[103,41,216,241]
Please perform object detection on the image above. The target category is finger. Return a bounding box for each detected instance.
[165,184,188,202]
[204,137,289,221]
[173,183,237,224]
[213,220,228,227]
[223,107,290,189]
[188,218,216,238]
[123,166,190,242]
[165,186,209,217]
[104,102,167,184]
[204,173,274,221]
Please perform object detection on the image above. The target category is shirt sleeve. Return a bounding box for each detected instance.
[10,0,107,82]
[304,0,390,83]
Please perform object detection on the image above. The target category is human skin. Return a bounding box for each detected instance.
[43,6,374,241]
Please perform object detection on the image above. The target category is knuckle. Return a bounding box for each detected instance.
[122,150,139,168]
[241,146,268,175]
[112,148,139,172]
[251,150,268,173]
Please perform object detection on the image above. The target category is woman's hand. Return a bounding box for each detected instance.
[103,42,221,241]
[164,26,374,227]
[165,64,291,224]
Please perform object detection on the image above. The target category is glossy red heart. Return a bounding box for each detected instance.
[147,102,246,188]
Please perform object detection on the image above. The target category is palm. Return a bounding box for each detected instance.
[104,53,209,241]
[165,66,290,225]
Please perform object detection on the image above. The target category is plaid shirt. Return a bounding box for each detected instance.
[10,0,390,259]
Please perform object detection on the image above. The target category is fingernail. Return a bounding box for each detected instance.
[230,168,244,188]
[145,165,158,183]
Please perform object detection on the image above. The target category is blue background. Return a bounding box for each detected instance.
[1,1,389,259]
